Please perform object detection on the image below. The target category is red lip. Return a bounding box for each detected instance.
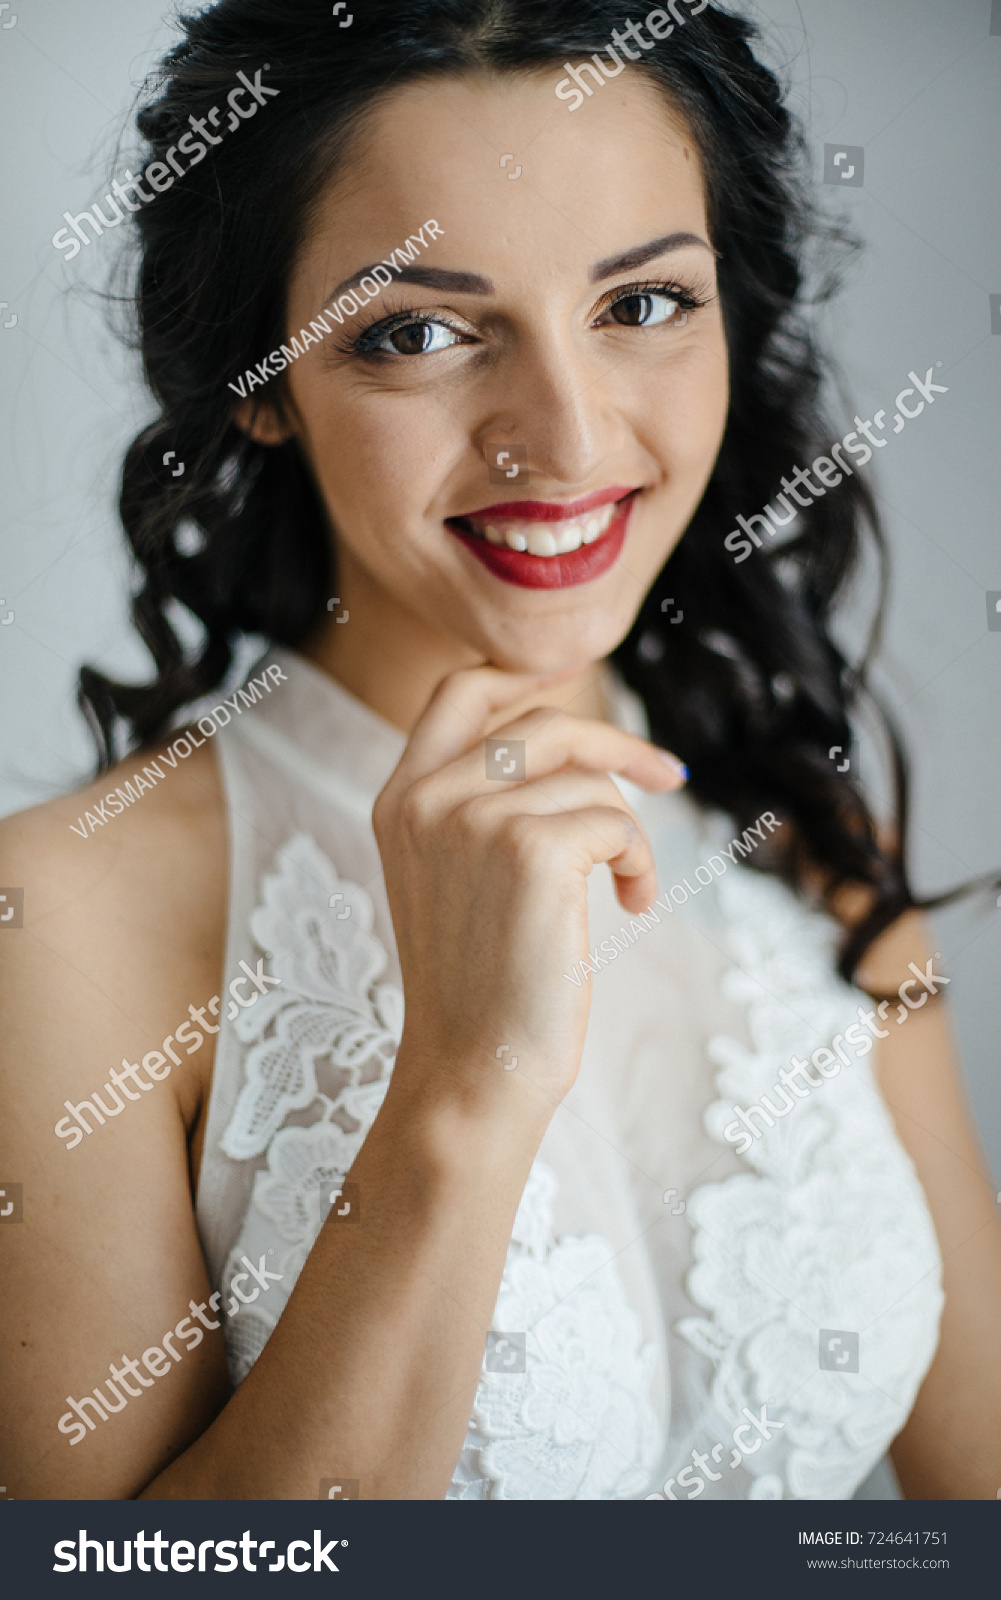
[448,493,637,590]
[457,485,635,523]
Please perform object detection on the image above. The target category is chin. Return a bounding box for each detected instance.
[474,610,637,676]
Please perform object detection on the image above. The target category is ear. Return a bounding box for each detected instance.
[233,396,295,446]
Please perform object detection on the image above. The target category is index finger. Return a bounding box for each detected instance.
[390,665,575,784]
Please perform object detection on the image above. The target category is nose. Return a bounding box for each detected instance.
[473,325,624,491]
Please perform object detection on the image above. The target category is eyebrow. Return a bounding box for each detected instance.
[320,231,716,312]
[590,232,717,280]
[326,264,492,304]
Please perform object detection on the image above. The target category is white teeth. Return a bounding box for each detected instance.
[526,524,558,557]
[583,505,615,543]
[463,497,623,556]
[554,522,583,554]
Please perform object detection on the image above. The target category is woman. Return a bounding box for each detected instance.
[2,0,999,1501]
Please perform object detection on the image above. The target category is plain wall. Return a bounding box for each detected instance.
[0,0,998,1186]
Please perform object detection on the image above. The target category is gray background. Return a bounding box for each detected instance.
[1,0,999,1196]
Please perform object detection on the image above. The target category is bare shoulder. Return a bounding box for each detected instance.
[0,732,228,1125]
[0,730,230,1171]
[0,735,234,1496]
[0,728,226,914]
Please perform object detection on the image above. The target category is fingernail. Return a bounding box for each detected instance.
[658,750,688,782]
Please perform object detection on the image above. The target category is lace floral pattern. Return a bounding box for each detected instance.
[221,833,401,1162]
[218,834,399,1380]
[219,834,664,1495]
[218,1087,394,1384]
[677,869,944,1500]
[451,1164,663,1500]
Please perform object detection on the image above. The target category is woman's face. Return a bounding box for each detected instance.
[256,68,729,675]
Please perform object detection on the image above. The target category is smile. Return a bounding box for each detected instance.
[447,487,639,590]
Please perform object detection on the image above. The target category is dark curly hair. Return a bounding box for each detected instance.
[79,0,972,986]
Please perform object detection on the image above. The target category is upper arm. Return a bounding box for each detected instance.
[0,747,232,1498]
[854,909,1001,1499]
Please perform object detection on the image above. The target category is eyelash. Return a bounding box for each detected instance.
[592,277,715,327]
[339,277,715,359]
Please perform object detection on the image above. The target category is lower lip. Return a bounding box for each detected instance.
[448,495,636,590]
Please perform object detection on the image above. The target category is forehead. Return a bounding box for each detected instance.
[300,69,710,285]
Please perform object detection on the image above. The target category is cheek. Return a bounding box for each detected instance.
[293,392,455,594]
[644,346,729,482]
[296,380,443,524]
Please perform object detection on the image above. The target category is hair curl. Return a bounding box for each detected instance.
[80,0,972,986]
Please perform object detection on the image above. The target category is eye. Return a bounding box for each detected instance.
[368,318,463,355]
[604,291,687,329]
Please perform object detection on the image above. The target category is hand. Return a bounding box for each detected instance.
[372,667,686,1113]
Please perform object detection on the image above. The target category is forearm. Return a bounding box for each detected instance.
[141,1058,552,1499]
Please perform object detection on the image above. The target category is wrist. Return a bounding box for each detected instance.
[376,1040,556,1179]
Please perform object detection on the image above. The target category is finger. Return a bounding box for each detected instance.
[464,769,645,832]
[502,709,686,790]
[392,666,573,784]
[520,806,658,910]
[470,774,656,907]
[424,708,686,809]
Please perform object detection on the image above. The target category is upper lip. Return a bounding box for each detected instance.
[452,485,637,523]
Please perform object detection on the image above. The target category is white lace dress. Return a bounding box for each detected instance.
[194,648,943,1501]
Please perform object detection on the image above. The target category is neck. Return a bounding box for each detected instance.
[301,547,609,734]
